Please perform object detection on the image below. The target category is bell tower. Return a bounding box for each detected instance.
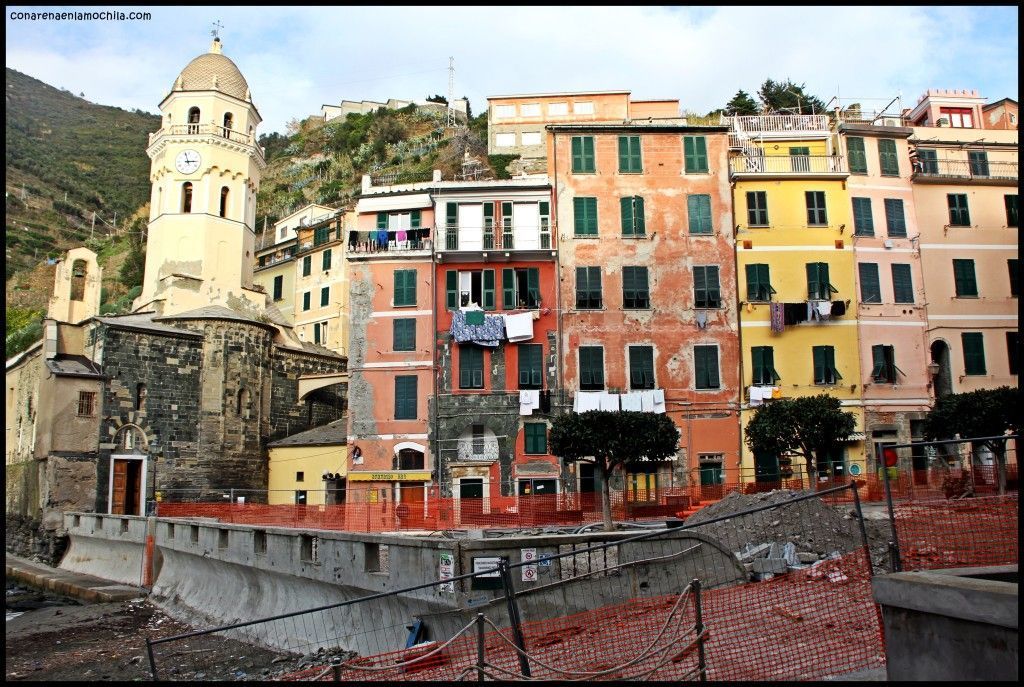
[136,36,267,315]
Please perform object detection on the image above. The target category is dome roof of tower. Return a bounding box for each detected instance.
[172,39,250,101]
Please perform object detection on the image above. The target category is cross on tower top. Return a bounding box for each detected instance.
[211,20,223,40]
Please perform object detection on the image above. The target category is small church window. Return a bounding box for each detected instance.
[182,182,193,213]
[220,186,229,218]
[238,388,250,419]
[135,383,147,410]
[223,112,233,133]
[187,107,200,134]
[70,259,87,301]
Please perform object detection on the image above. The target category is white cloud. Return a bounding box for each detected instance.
[5,6,1018,133]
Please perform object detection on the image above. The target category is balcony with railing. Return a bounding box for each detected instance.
[912,159,1018,183]
[345,228,432,256]
[149,124,265,160]
[439,223,553,254]
[724,114,831,147]
[729,154,847,178]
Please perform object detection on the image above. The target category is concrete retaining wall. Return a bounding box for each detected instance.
[60,513,148,586]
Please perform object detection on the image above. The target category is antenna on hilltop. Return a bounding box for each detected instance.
[447,56,456,129]
[211,19,223,40]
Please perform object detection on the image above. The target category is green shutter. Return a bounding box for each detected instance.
[870,345,886,380]
[321,286,329,306]
[852,197,874,236]
[377,212,388,230]
[858,263,881,303]
[393,319,415,351]
[482,269,495,310]
[878,139,899,176]
[892,264,913,303]
[953,259,978,297]
[410,210,421,229]
[847,137,867,174]
[446,270,458,309]
[322,249,331,271]
[751,346,764,384]
[395,376,416,419]
[394,269,416,306]
[502,268,515,309]
[813,346,826,384]
[807,263,820,299]
[618,136,628,173]
[688,194,712,234]
[962,333,986,375]
[695,345,719,389]
[620,197,633,235]
[684,136,708,173]
[527,268,540,306]
[745,264,758,301]
[303,291,310,311]
[884,198,906,237]
[446,202,458,227]
[583,137,594,171]
[571,136,583,171]
[574,197,597,235]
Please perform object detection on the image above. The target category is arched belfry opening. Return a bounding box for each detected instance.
[187,107,201,134]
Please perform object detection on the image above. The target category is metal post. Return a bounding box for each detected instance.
[498,559,531,677]
[880,454,902,572]
[692,578,707,682]
[850,483,874,577]
[476,612,486,682]
[331,656,342,681]
[145,637,159,681]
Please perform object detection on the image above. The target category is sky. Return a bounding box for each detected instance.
[5,5,1019,135]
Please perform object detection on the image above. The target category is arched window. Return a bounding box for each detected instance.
[187,107,200,134]
[116,426,146,453]
[182,182,192,213]
[135,383,147,410]
[223,112,233,133]
[219,186,229,218]
[70,259,87,301]
[237,388,250,419]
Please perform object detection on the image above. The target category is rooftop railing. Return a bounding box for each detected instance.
[729,154,847,175]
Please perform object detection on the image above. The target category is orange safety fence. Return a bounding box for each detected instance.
[281,550,883,682]
[895,494,1019,571]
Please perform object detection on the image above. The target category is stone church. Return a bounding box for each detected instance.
[5,38,348,551]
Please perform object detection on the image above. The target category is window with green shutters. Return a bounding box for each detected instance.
[914,148,937,174]
[852,197,874,236]
[518,344,543,389]
[320,286,329,307]
[482,269,496,310]
[687,194,713,234]
[394,269,417,306]
[961,333,986,375]
[302,291,310,311]
[620,196,646,236]
[393,318,416,351]
[1007,332,1018,375]
[807,262,837,300]
[622,266,650,309]
[302,255,311,277]
[501,201,514,249]
[891,264,914,303]
[459,346,484,389]
[858,263,881,303]
[846,137,867,174]
[870,344,900,383]
[746,191,768,226]
[806,191,827,225]
[812,346,842,385]
[968,150,989,177]
[628,346,655,390]
[445,270,458,309]
[394,376,417,419]
[579,346,604,390]
[576,267,602,309]
[502,267,540,309]
[789,146,810,172]
[953,259,978,297]
[878,139,899,176]
[273,275,283,301]
[571,136,595,173]
[524,423,547,454]
[694,345,720,390]
[1005,194,1019,228]
[573,197,598,236]
[947,194,970,226]
[751,346,781,385]
[745,264,774,302]
[693,266,721,308]
[618,136,642,173]
[377,212,388,231]
[884,198,907,237]
[683,136,709,173]
[1009,259,1019,297]
[322,249,332,271]
[314,224,331,246]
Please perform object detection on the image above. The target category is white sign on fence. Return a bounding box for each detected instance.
[521,548,538,582]
[439,552,455,592]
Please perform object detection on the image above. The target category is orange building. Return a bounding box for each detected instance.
[548,123,741,498]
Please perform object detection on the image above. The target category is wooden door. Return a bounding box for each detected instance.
[399,482,426,528]
[111,460,128,514]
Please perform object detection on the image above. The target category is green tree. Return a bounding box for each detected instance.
[549,410,679,531]
[725,89,760,116]
[118,216,147,290]
[745,394,856,490]
[923,386,1020,494]
[425,94,448,105]
[757,78,826,115]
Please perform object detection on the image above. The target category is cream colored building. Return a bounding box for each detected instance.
[135,37,268,316]
[267,417,348,505]
[293,209,352,354]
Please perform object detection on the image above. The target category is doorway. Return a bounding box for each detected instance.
[399,482,426,528]
[110,456,145,515]
[458,478,485,524]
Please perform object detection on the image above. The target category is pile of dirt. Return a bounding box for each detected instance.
[685,490,891,573]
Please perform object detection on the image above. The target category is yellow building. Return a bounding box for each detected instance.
[267,417,348,505]
[727,114,865,484]
[292,207,352,354]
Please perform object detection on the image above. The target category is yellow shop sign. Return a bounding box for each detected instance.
[347,471,431,482]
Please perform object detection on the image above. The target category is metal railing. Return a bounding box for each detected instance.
[439,225,553,252]
[151,123,261,150]
[724,114,830,134]
[369,170,434,186]
[912,159,1018,181]
[729,154,847,175]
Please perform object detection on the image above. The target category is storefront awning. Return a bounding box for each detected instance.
[348,471,431,482]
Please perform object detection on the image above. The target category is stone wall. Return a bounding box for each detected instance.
[6,513,68,566]
[268,347,348,442]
